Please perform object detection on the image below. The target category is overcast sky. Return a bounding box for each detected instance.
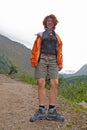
[0,0,87,73]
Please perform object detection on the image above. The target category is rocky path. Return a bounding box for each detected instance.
[0,74,87,130]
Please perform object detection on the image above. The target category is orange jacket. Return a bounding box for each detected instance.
[30,33,63,71]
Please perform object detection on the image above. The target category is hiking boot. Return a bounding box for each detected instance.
[29,107,46,122]
[46,107,64,122]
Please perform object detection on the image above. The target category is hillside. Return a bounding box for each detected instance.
[0,53,13,74]
[62,64,87,78]
[0,34,34,76]
[75,64,87,75]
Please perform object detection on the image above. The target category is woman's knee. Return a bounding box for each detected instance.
[50,79,58,88]
[38,78,45,88]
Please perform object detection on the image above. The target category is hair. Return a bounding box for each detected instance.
[43,14,59,30]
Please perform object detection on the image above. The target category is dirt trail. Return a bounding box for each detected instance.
[0,74,87,130]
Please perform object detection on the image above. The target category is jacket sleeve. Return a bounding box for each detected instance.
[30,38,37,67]
[57,35,63,71]
[30,36,41,67]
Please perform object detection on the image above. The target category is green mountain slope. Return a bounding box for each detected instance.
[0,34,34,76]
[0,53,11,73]
[65,75,87,84]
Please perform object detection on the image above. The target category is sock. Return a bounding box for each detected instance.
[49,105,55,109]
[39,105,45,109]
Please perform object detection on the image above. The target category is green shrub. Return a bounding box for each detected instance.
[59,81,87,103]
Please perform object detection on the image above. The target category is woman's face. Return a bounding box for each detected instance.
[46,18,54,31]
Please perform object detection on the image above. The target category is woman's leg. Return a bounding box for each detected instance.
[49,78,58,105]
[38,78,46,106]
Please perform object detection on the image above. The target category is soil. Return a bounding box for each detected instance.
[0,74,87,130]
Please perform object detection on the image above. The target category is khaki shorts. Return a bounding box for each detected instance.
[35,53,59,79]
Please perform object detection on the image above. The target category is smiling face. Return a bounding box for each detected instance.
[46,18,54,31]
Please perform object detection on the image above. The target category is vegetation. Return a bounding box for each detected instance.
[64,75,87,84]
[10,73,87,105]
[0,53,17,75]
[8,65,18,75]
[16,74,37,85]
[59,77,87,103]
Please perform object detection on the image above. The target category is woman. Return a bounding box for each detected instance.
[30,14,64,122]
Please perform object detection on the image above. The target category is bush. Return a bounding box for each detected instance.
[59,81,87,103]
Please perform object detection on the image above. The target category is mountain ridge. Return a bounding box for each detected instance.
[61,64,87,78]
